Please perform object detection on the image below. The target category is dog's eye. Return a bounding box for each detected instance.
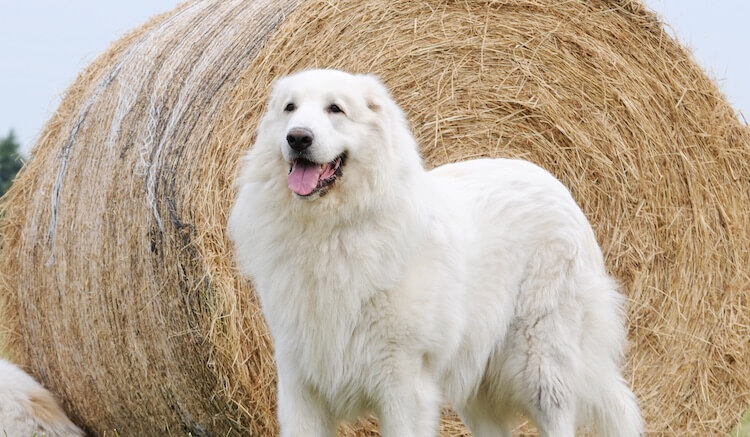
[328,104,344,114]
[284,103,296,112]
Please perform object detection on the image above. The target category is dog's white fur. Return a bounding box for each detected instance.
[0,359,83,436]
[228,69,643,437]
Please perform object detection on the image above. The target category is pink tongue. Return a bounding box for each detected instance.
[288,160,323,195]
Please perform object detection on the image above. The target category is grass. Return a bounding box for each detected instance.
[730,407,750,437]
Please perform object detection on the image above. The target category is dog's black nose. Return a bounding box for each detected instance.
[286,127,314,152]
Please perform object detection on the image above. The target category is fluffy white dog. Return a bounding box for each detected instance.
[0,359,83,436]
[228,69,643,437]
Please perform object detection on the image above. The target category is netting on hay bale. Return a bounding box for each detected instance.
[0,0,748,435]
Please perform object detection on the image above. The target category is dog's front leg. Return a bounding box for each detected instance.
[376,367,441,437]
[277,374,334,437]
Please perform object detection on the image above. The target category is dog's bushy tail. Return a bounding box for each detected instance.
[586,374,644,437]
[577,273,644,437]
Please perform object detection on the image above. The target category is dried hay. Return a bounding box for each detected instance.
[1,0,748,435]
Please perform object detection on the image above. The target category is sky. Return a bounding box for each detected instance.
[0,1,180,154]
[0,1,748,154]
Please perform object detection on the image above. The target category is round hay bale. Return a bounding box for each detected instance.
[1,0,748,434]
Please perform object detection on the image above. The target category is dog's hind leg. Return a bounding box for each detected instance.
[504,240,583,437]
[509,316,579,437]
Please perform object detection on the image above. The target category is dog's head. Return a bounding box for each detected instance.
[250,69,422,202]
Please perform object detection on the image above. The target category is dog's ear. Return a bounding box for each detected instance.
[266,76,288,110]
[359,74,389,112]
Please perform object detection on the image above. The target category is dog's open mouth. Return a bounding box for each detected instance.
[287,153,346,197]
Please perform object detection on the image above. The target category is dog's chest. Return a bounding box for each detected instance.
[286,294,389,417]
[257,215,426,413]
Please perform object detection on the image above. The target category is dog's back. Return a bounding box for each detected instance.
[0,359,83,437]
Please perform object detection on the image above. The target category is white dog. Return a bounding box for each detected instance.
[0,359,83,436]
[228,69,643,437]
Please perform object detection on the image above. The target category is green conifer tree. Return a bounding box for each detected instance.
[0,130,24,197]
